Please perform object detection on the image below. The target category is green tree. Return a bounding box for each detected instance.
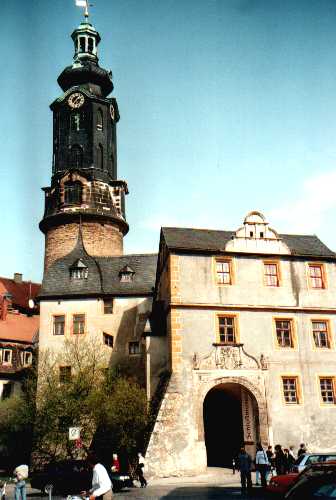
[0,339,149,467]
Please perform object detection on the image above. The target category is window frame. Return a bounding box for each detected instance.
[21,351,32,366]
[307,262,326,290]
[2,349,12,365]
[216,314,239,345]
[214,257,234,286]
[128,341,141,356]
[274,318,296,349]
[311,319,332,350]
[263,260,281,287]
[103,298,113,314]
[72,313,86,335]
[53,315,66,336]
[59,366,72,384]
[103,332,114,348]
[318,376,336,405]
[281,375,302,405]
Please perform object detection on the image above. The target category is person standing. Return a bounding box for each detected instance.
[111,454,120,473]
[255,444,269,488]
[266,446,274,480]
[136,453,147,488]
[274,445,287,476]
[297,443,307,458]
[238,447,252,493]
[13,464,28,500]
[84,452,113,500]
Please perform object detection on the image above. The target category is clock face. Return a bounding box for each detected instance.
[68,92,85,109]
[110,104,115,120]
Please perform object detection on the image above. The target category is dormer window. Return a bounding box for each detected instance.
[119,265,135,283]
[70,259,88,280]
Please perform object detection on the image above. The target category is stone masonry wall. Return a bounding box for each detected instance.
[44,221,123,271]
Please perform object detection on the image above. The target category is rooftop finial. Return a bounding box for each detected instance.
[75,0,90,20]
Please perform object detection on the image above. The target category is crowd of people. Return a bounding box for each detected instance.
[237,442,307,493]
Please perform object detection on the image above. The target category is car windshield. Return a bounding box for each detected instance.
[295,455,307,465]
[313,483,336,498]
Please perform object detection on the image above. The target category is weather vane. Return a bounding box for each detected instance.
[75,0,92,20]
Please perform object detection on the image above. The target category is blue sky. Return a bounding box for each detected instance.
[2,0,336,282]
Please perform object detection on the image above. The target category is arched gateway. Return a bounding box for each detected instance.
[199,377,269,466]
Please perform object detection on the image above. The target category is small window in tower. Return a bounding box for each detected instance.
[260,232,264,238]
[249,231,254,238]
[97,109,103,131]
[98,144,104,170]
[119,265,135,283]
[71,113,83,132]
[79,36,86,52]
[88,37,94,53]
[64,181,82,205]
[69,145,83,169]
[70,259,88,280]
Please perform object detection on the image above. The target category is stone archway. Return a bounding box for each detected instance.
[198,376,269,466]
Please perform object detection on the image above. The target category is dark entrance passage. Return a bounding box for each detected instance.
[203,384,244,467]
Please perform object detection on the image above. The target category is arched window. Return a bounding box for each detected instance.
[70,113,83,132]
[70,145,83,169]
[79,36,86,52]
[64,181,82,205]
[97,144,104,170]
[88,37,94,53]
[97,109,103,131]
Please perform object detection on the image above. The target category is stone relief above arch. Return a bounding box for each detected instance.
[193,343,262,371]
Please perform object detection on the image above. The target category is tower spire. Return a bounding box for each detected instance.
[75,0,90,21]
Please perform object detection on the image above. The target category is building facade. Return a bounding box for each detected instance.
[37,15,336,479]
[0,273,40,399]
[145,211,336,476]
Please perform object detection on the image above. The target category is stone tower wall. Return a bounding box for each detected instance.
[44,220,123,271]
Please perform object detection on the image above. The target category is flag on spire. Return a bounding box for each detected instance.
[75,0,89,19]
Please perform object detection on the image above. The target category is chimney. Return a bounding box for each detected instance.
[1,296,8,321]
[14,273,22,284]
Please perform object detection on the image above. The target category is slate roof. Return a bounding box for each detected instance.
[161,227,336,259]
[39,234,157,299]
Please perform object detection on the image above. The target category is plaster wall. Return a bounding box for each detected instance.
[39,296,153,385]
[176,255,336,309]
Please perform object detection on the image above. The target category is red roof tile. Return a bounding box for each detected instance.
[0,277,41,311]
[0,312,39,343]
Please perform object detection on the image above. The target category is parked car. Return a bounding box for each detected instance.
[267,460,336,497]
[30,459,131,495]
[284,462,336,499]
[292,453,336,473]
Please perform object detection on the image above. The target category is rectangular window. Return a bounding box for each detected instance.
[275,320,294,348]
[2,383,13,400]
[308,264,325,289]
[103,332,114,348]
[3,349,12,365]
[319,377,336,404]
[129,341,140,355]
[282,377,300,404]
[73,314,85,335]
[264,262,279,287]
[218,316,236,344]
[216,259,232,285]
[312,321,330,349]
[103,299,113,314]
[59,366,71,383]
[22,351,32,366]
[53,315,65,336]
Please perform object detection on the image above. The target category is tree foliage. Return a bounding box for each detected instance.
[0,339,149,467]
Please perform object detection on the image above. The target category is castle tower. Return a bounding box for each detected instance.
[39,17,128,272]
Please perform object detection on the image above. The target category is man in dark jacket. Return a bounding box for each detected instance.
[238,447,252,493]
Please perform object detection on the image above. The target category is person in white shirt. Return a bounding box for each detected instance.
[255,443,270,489]
[84,453,113,500]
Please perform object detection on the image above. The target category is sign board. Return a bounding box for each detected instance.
[69,427,81,440]
[241,389,254,443]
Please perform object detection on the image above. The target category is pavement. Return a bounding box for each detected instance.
[4,469,270,499]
